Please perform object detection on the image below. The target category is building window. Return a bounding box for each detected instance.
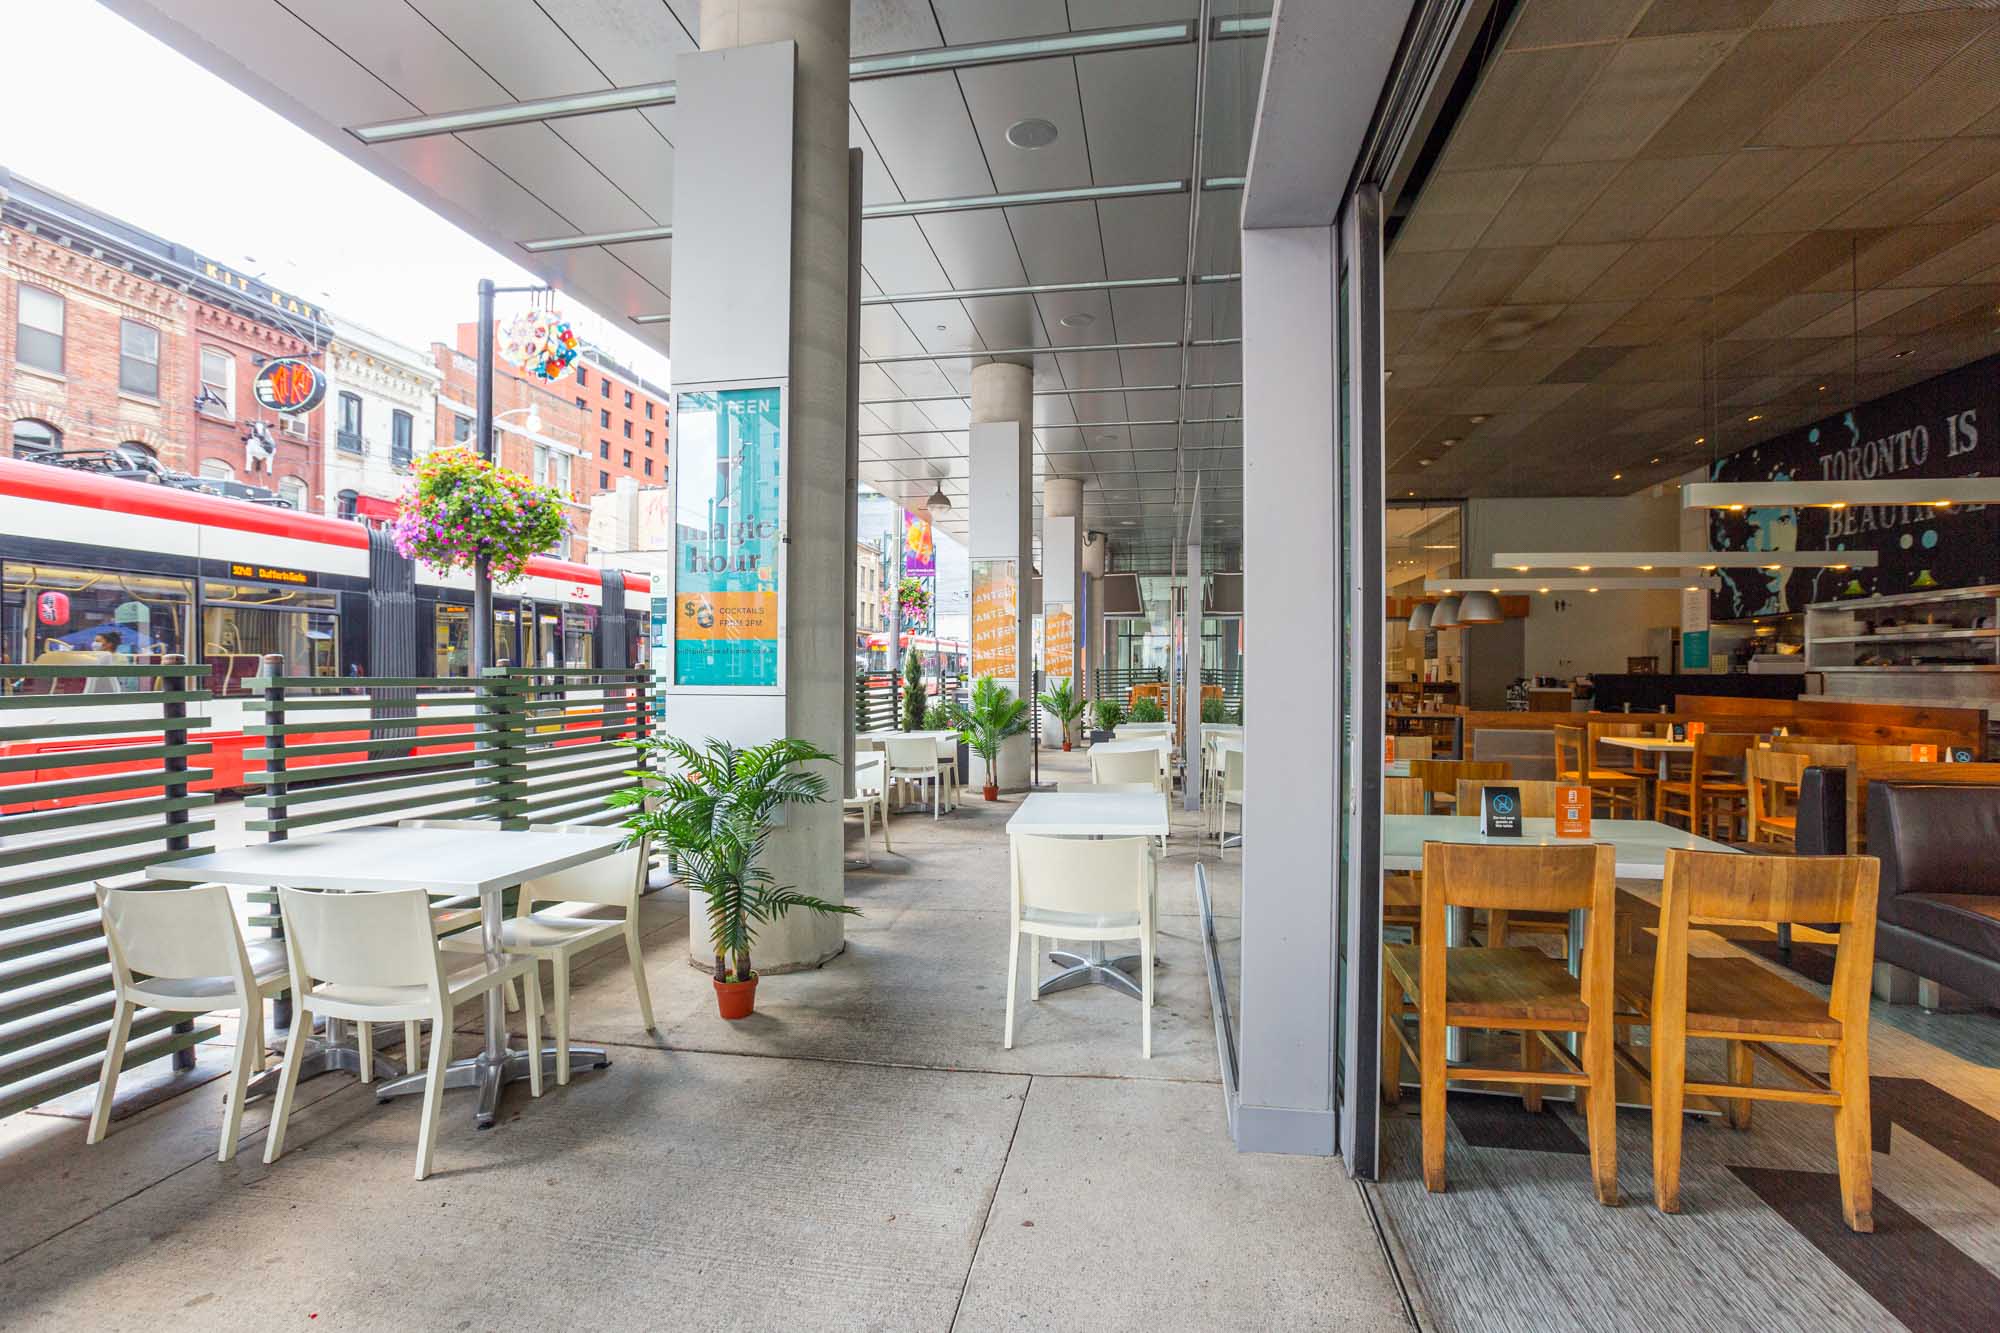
[599,470,609,488]
[337,392,363,452]
[277,476,308,510]
[645,401,654,420]
[575,396,586,409]
[599,408,610,428]
[16,286,64,374]
[117,441,155,463]
[453,413,473,443]
[336,488,359,520]
[623,420,632,438]
[118,320,160,397]
[11,419,60,459]
[391,409,414,467]
[576,368,587,387]
[198,347,234,419]
[623,390,633,409]
[532,443,571,495]
[645,429,654,447]
[644,457,653,476]
[621,449,632,466]
[599,378,610,399]
[599,441,609,458]
[200,459,235,482]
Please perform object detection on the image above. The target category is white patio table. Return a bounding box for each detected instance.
[1006,791,1169,1000]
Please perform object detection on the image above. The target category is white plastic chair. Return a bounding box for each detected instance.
[265,886,542,1180]
[88,881,289,1161]
[884,736,945,819]
[440,824,653,1085]
[1210,747,1246,857]
[932,733,961,810]
[1005,835,1156,1057]
[845,752,892,852]
[1114,722,1171,739]
[1090,747,1161,792]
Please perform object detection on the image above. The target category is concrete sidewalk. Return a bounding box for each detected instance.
[0,748,1411,1331]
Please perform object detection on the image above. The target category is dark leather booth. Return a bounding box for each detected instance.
[1866,783,2000,1006]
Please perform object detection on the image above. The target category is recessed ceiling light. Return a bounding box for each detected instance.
[1469,415,1487,424]
[1818,384,1828,391]
[1441,438,1459,447]
[1418,459,1432,467]
[1650,456,1662,464]
[1006,117,1059,149]
[1060,312,1094,328]
[1119,518,1137,526]
[1746,414,1763,423]
[1612,472,1622,480]
[1695,436,1706,445]
[935,323,948,332]
[1893,348,1914,358]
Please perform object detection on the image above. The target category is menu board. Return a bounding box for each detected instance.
[1045,604,1074,679]
[673,385,783,688]
[971,559,1018,682]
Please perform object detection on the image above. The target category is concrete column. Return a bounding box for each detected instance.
[669,0,850,971]
[1183,530,1201,811]
[1082,530,1107,701]
[968,360,1033,790]
[1236,224,1339,1154]
[1042,476,1083,746]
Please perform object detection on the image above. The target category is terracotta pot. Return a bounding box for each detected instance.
[713,973,757,1020]
[1062,740,1073,751]
[983,784,1000,802]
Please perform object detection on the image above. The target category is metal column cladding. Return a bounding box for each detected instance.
[601,568,628,669]
[365,524,417,677]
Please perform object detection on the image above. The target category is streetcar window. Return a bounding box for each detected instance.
[434,604,471,677]
[200,581,339,695]
[563,605,596,668]
[11,420,60,459]
[16,286,63,374]
[119,320,160,398]
[2,564,193,693]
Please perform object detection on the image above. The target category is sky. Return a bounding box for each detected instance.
[1,2,672,381]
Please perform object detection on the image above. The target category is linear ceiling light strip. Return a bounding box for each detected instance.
[1682,480,2000,510]
[850,22,1192,78]
[521,225,673,253]
[1427,577,1722,593]
[350,81,680,144]
[863,381,1241,406]
[862,337,1237,366]
[863,179,1187,219]
[860,275,1181,306]
[1493,551,1879,571]
[860,420,1182,437]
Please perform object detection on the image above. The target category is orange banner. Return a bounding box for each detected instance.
[971,560,1018,681]
[1045,605,1074,679]
[1555,784,1592,838]
[676,590,776,643]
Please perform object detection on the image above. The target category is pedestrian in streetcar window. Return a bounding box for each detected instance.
[83,632,123,694]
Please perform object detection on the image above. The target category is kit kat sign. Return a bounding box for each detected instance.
[1708,356,2000,618]
[253,358,326,415]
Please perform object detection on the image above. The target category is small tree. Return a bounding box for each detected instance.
[1036,676,1084,751]
[1092,698,1123,733]
[951,676,1030,799]
[900,648,926,731]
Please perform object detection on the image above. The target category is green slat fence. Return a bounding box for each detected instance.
[0,662,219,1119]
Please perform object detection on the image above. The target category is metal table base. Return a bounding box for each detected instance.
[374,1042,610,1127]
[240,1015,401,1103]
[1037,944,1164,1000]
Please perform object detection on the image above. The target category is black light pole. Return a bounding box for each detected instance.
[471,278,555,670]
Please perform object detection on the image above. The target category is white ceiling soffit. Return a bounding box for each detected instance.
[100,0,1268,565]
[1242,0,1416,229]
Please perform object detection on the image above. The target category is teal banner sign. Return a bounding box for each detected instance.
[673,385,783,687]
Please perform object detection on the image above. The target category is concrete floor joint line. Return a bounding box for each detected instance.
[948,1073,1033,1332]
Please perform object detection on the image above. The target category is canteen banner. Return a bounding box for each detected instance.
[1044,604,1074,679]
[971,559,1018,681]
[673,385,783,688]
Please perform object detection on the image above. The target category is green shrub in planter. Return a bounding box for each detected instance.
[1128,695,1166,724]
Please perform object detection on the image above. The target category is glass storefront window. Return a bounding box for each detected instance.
[2,563,194,693]
[435,604,471,677]
[201,580,338,694]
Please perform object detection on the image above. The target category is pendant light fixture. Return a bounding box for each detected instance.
[1406,599,1434,633]
[1430,594,1462,629]
[926,484,952,520]
[1455,589,1503,624]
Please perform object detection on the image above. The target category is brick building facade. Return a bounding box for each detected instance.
[455,324,668,502]
[1,169,328,508]
[431,340,591,561]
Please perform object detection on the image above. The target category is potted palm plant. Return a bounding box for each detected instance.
[951,676,1029,800]
[613,735,857,1019]
[1090,698,1122,744]
[1037,676,1084,751]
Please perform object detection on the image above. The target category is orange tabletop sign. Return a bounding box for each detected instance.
[1556,784,1592,838]
[1688,721,1706,738]
[1912,743,1939,762]
[1386,735,1397,764]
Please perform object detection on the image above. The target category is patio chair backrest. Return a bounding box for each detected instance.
[278,886,442,991]
[1090,748,1159,787]
[97,882,248,985]
[884,736,937,772]
[521,823,644,909]
[1012,833,1151,924]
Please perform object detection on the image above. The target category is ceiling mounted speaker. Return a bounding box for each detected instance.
[1431,595,1462,630]
[1456,590,1503,624]
[1406,600,1433,633]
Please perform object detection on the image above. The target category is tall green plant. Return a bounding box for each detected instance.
[1200,695,1230,724]
[900,648,926,732]
[951,676,1029,788]
[612,736,856,981]
[1037,676,1083,741]
[1092,697,1123,733]
[1128,695,1166,724]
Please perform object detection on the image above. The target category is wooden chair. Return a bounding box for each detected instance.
[1383,777,1425,937]
[1409,759,1509,814]
[1448,779,1570,949]
[1382,841,1620,1204]
[1654,732,1754,840]
[1597,720,1660,778]
[1390,735,1432,762]
[1618,849,1880,1230]
[1747,749,1806,849]
[1555,725,1644,818]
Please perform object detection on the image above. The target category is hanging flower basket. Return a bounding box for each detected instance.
[897,576,932,617]
[392,447,568,582]
[500,308,581,382]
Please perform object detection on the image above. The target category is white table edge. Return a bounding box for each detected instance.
[147,826,627,895]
